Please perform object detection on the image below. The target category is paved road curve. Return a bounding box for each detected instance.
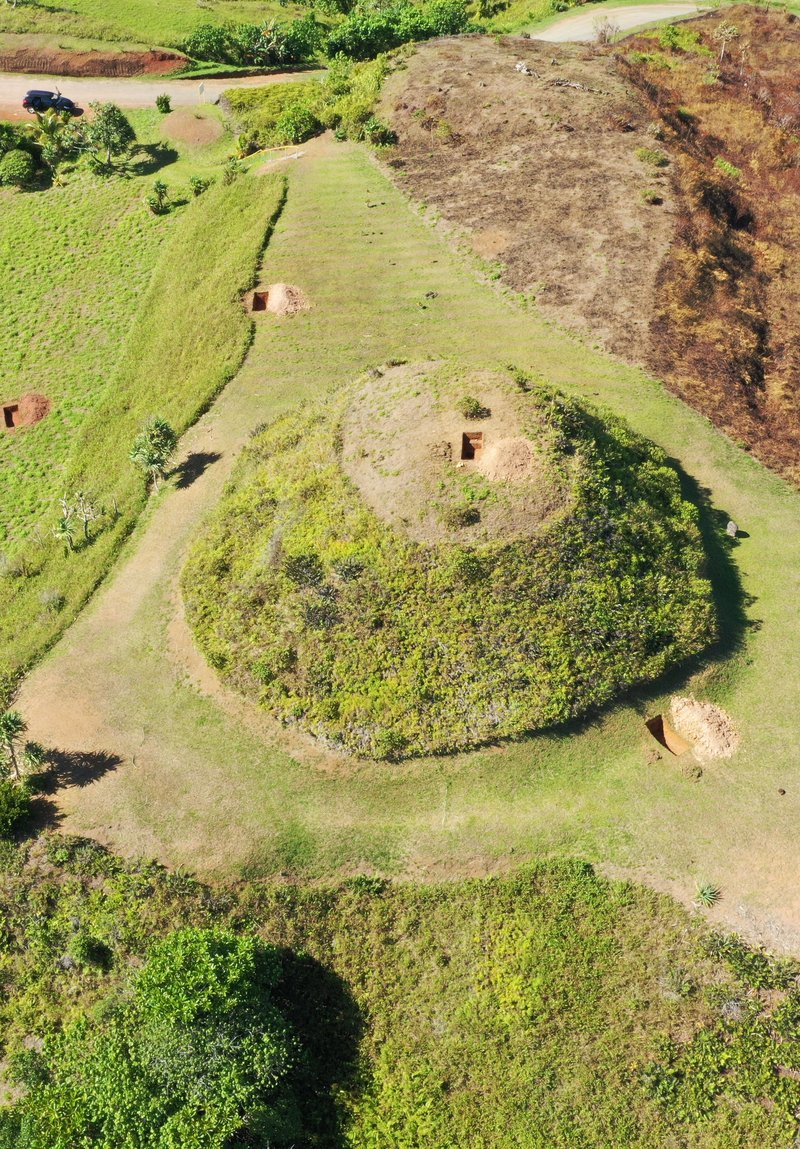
[534,2,704,41]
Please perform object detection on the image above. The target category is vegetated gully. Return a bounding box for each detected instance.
[14,136,800,955]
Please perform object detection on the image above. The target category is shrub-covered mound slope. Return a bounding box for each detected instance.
[183,363,714,759]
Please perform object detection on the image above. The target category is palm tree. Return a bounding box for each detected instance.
[0,710,27,781]
[53,515,75,554]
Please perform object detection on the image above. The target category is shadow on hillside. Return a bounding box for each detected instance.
[171,451,222,490]
[538,458,754,745]
[276,948,365,1147]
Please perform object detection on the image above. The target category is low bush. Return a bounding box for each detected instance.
[0,148,35,188]
[635,145,669,168]
[0,779,30,838]
[224,56,394,150]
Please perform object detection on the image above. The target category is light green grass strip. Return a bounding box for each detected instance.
[0,172,286,692]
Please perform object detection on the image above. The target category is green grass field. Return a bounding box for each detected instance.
[0,111,289,691]
[14,136,800,958]
[0,0,306,49]
[2,839,798,1147]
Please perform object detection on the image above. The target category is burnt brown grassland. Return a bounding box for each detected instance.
[384,8,800,482]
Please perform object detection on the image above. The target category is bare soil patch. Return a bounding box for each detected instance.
[670,696,739,761]
[382,35,676,362]
[341,362,571,545]
[385,14,800,484]
[160,109,223,147]
[0,45,185,77]
[2,392,49,430]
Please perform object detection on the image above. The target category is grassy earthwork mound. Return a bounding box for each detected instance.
[183,362,716,759]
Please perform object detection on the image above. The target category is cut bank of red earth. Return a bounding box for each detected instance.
[0,43,186,77]
[383,12,800,483]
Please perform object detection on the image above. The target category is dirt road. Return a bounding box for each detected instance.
[535,2,704,40]
[0,68,313,120]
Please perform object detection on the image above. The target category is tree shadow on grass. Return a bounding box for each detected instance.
[130,143,179,176]
[276,949,365,1147]
[171,451,222,490]
[25,750,122,833]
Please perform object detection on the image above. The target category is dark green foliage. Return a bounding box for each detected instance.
[0,843,796,1147]
[155,93,172,114]
[0,148,35,189]
[0,778,30,837]
[85,102,136,168]
[327,0,472,60]
[183,378,715,759]
[184,15,321,67]
[3,927,298,1147]
[129,416,178,489]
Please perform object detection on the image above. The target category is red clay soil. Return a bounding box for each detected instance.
[160,109,223,146]
[2,392,50,430]
[0,46,185,77]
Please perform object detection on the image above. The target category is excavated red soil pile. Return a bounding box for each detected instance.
[2,393,50,430]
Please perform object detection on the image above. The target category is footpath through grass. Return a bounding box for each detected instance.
[18,139,800,954]
[2,839,799,1147]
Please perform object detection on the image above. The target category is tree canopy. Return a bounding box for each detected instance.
[0,928,300,1148]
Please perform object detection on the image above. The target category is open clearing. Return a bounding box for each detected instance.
[13,134,800,956]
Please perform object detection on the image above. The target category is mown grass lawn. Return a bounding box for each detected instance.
[18,138,800,956]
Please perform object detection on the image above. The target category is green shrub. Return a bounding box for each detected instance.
[0,778,30,838]
[189,174,212,197]
[0,148,35,188]
[155,93,172,114]
[714,156,742,181]
[457,394,487,418]
[327,0,472,59]
[3,927,298,1146]
[640,188,663,205]
[184,16,321,67]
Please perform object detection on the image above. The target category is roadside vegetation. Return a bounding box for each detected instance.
[225,55,396,151]
[0,839,798,1147]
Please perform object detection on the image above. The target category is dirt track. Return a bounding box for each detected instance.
[534,2,705,40]
[0,69,313,120]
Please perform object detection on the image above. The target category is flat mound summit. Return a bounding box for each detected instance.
[183,363,715,759]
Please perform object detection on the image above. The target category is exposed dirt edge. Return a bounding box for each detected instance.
[0,47,186,78]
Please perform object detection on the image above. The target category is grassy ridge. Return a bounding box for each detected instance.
[0,840,795,1147]
[0,171,286,698]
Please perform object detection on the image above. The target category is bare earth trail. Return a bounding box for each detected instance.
[534,3,705,40]
[16,139,800,955]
